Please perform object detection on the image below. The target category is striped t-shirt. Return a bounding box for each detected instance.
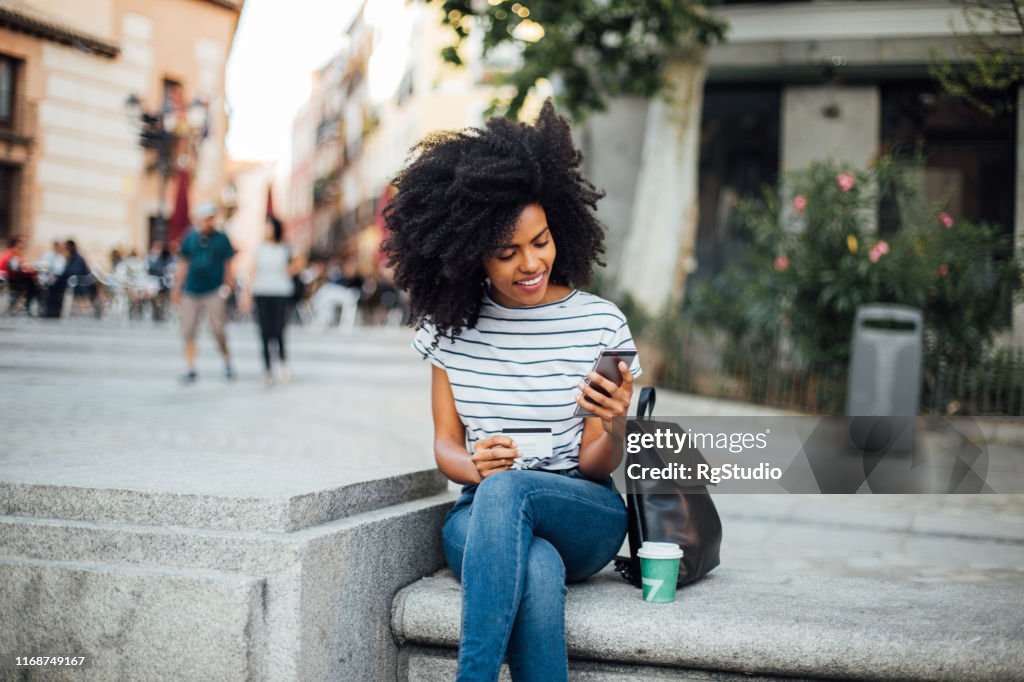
[412,289,642,471]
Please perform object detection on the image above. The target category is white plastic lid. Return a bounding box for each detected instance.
[637,541,684,560]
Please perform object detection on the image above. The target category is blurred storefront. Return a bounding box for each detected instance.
[700,4,1017,284]
[582,0,1021,341]
[0,0,241,262]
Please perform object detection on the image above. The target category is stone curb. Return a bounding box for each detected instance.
[1,469,448,532]
[393,568,1024,681]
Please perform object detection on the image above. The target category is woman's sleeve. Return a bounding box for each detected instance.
[411,321,447,369]
[608,313,642,379]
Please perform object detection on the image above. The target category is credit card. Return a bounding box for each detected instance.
[502,427,553,469]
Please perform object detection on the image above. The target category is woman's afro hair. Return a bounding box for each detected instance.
[382,99,606,346]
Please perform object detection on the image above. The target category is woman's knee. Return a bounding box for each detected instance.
[523,538,566,600]
[474,470,538,508]
[475,469,518,495]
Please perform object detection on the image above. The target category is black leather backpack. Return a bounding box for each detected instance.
[614,386,723,588]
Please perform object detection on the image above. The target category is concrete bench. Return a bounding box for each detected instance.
[392,567,1024,681]
[0,470,454,681]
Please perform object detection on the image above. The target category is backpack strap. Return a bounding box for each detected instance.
[637,386,656,421]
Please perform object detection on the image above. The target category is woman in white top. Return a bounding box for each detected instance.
[245,216,304,384]
[383,100,639,681]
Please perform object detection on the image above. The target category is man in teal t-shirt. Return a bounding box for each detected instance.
[172,202,236,383]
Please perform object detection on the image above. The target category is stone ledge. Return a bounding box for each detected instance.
[398,645,812,681]
[0,493,457,575]
[392,568,1024,682]
[0,555,268,681]
[0,469,448,532]
[2,492,457,681]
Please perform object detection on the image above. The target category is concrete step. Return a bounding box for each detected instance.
[0,554,268,682]
[2,468,448,532]
[392,568,1024,681]
[397,645,807,681]
[3,492,457,681]
[0,490,455,573]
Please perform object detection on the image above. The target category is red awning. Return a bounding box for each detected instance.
[168,169,191,245]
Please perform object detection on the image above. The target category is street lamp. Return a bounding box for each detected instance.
[220,183,238,220]
[124,92,210,244]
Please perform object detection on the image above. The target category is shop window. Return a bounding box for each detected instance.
[162,78,183,110]
[0,164,19,242]
[0,56,16,128]
[694,84,781,282]
[880,82,1016,237]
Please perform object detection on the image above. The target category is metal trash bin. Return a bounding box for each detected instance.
[845,304,923,453]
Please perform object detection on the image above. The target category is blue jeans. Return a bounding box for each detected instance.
[442,469,628,681]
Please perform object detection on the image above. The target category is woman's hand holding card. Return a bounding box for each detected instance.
[471,435,519,481]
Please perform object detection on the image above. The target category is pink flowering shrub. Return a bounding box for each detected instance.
[684,156,1023,371]
[836,172,856,192]
[868,240,890,263]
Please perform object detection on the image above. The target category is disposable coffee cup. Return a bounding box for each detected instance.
[637,542,684,603]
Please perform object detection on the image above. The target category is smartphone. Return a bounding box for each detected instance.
[574,348,637,417]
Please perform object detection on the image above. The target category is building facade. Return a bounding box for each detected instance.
[583,0,1023,342]
[223,158,282,278]
[289,0,501,264]
[0,0,241,264]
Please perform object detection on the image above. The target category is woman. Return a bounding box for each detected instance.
[39,240,67,318]
[383,100,640,681]
[61,240,100,318]
[1,235,41,315]
[146,240,175,322]
[245,216,304,384]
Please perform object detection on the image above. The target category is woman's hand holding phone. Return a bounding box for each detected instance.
[575,361,635,436]
[471,435,519,481]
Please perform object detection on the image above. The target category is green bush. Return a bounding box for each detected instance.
[684,156,1023,375]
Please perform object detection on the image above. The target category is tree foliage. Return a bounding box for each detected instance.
[430,0,727,119]
[930,0,1024,115]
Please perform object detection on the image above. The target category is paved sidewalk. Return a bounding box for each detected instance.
[2,318,1022,584]
[1,319,436,497]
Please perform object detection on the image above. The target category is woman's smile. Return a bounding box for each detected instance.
[513,270,547,291]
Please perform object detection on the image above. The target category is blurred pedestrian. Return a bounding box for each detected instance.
[172,202,236,383]
[146,240,174,322]
[60,240,100,318]
[116,249,149,320]
[311,254,363,329]
[243,216,304,385]
[1,235,40,315]
[37,240,67,283]
[40,241,68,318]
